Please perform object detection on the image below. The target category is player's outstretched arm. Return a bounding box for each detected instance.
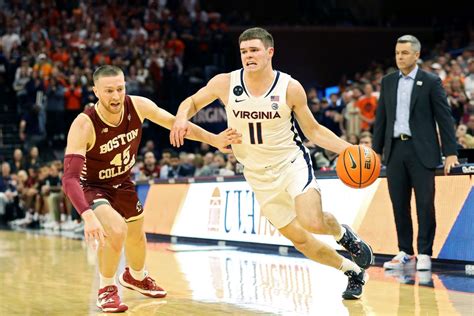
[63,114,106,248]
[289,79,351,155]
[170,73,230,147]
[133,95,241,152]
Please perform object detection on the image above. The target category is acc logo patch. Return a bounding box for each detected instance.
[233,85,244,96]
[271,103,279,110]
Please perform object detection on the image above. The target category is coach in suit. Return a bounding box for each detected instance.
[373,35,458,271]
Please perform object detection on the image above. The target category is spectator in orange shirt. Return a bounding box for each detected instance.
[33,53,53,79]
[443,62,465,87]
[51,45,70,66]
[64,75,83,128]
[166,31,185,57]
[93,52,111,66]
[356,83,378,131]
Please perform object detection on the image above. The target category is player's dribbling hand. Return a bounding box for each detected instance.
[82,210,107,250]
[213,128,242,153]
[170,117,190,147]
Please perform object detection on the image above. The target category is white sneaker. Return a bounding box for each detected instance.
[383,251,416,270]
[61,220,76,231]
[417,271,433,286]
[52,222,61,231]
[384,269,415,284]
[73,221,84,234]
[42,221,57,229]
[416,254,432,271]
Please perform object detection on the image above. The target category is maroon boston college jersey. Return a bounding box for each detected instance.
[81,95,142,187]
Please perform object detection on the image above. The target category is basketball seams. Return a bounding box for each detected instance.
[361,149,379,185]
[341,149,359,188]
[337,145,380,189]
[358,145,362,188]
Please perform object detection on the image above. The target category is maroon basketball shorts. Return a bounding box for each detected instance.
[83,180,144,222]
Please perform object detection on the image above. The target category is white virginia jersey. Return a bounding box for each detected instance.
[226,69,309,171]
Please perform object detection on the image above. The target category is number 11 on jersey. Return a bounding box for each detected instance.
[248,122,263,144]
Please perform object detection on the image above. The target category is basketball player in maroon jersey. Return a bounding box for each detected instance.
[62,65,241,313]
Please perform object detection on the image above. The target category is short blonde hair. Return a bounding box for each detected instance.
[93,65,123,84]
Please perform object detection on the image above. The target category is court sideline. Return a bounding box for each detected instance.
[0,230,473,315]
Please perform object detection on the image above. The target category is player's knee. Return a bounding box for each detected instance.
[107,222,128,250]
[323,213,339,229]
[292,237,325,258]
[127,231,145,245]
[113,222,128,240]
[289,232,312,253]
[302,219,326,234]
[292,238,310,253]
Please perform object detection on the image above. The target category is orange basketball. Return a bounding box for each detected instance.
[336,145,381,188]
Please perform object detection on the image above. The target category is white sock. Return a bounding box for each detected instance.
[339,257,362,274]
[129,267,146,281]
[335,226,346,242]
[99,273,116,288]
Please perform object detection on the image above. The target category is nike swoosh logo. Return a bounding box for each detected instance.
[235,99,245,103]
[348,152,357,169]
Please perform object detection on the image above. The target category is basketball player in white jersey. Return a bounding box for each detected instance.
[170,27,374,299]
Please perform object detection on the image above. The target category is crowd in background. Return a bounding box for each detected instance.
[1,0,474,230]
[0,0,232,229]
[0,0,230,157]
[0,140,241,231]
[306,52,474,169]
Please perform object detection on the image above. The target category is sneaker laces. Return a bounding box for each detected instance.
[142,273,161,290]
[340,235,361,256]
[101,286,119,302]
[345,271,364,290]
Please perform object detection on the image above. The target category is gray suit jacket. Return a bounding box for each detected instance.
[373,69,457,168]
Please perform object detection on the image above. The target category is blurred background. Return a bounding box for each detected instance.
[0,0,473,230]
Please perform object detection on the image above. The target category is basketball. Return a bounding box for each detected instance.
[336,145,381,188]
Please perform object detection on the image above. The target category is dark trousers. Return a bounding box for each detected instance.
[386,139,436,256]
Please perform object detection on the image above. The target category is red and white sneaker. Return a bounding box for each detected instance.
[119,267,167,298]
[97,285,128,313]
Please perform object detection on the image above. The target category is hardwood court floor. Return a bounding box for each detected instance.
[0,230,473,315]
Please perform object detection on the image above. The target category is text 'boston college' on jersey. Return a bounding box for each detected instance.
[80,95,142,187]
[226,69,303,171]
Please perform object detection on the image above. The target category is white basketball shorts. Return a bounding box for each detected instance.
[243,150,320,229]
